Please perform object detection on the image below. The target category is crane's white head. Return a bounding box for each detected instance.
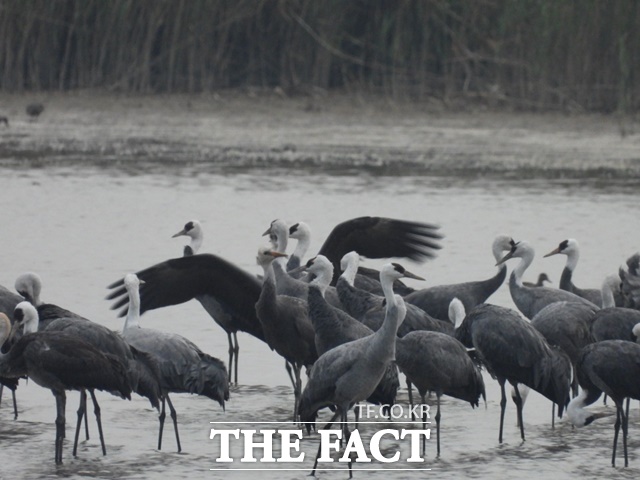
[255,246,288,268]
[448,297,466,329]
[381,263,425,283]
[288,221,310,241]
[124,273,145,291]
[567,390,612,427]
[543,238,579,258]
[13,301,39,334]
[172,220,202,240]
[263,219,289,250]
[340,251,360,272]
[495,240,532,266]
[15,272,43,306]
[492,235,517,262]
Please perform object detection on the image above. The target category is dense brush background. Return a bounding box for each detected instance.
[0,0,638,112]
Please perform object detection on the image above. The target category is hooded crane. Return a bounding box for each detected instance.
[591,274,640,343]
[0,313,20,419]
[496,240,598,319]
[455,303,571,443]
[14,272,162,456]
[618,252,640,310]
[337,251,453,336]
[395,329,485,456]
[107,252,265,386]
[543,238,621,307]
[300,255,401,412]
[107,216,442,384]
[121,273,229,453]
[172,220,204,256]
[265,216,443,286]
[298,263,409,477]
[403,235,514,321]
[1,302,131,464]
[568,339,640,467]
[255,247,318,422]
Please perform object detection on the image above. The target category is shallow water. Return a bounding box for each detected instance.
[1,148,640,478]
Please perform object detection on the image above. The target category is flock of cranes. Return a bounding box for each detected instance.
[2,215,640,471]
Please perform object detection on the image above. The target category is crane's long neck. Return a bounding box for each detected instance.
[124,286,142,330]
[567,388,603,427]
[565,249,579,272]
[310,265,333,297]
[291,235,310,266]
[373,270,404,359]
[190,234,203,256]
[22,309,40,334]
[512,248,534,287]
[341,256,359,287]
[600,275,618,308]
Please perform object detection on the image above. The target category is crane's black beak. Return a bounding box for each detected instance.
[403,270,425,281]
[171,228,188,238]
[543,247,561,258]
[496,250,516,266]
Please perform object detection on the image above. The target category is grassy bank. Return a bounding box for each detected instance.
[0,0,638,112]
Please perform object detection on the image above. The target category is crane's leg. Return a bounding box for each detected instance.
[512,384,525,442]
[89,390,107,456]
[612,403,622,467]
[226,333,235,385]
[407,377,415,420]
[285,361,296,392]
[571,365,579,398]
[232,333,240,385]
[435,394,442,457]
[498,380,507,444]
[158,396,166,451]
[420,394,428,455]
[343,409,353,480]
[293,364,302,425]
[54,391,66,464]
[310,410,341,477]
[621,401,629,468]
[9,388,18,420]
[166,394,182,453]
[73,390,87,456]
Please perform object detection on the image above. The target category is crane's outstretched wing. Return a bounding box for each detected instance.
[106,254,264,340]
[317,217,442,284]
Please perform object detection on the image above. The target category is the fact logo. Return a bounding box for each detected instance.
[209,404,432,471]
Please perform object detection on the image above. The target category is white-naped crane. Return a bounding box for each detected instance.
[298,263,409,477]
[455,303,571,443]
[496,240,598,319]
[403,235,514,321]
[107,216,443,384]
[121,273,229,453]
[568,339,640,467]
[255,247,318,422]
[1,302,132,464]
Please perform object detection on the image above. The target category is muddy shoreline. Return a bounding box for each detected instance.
[1,91,639,178]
